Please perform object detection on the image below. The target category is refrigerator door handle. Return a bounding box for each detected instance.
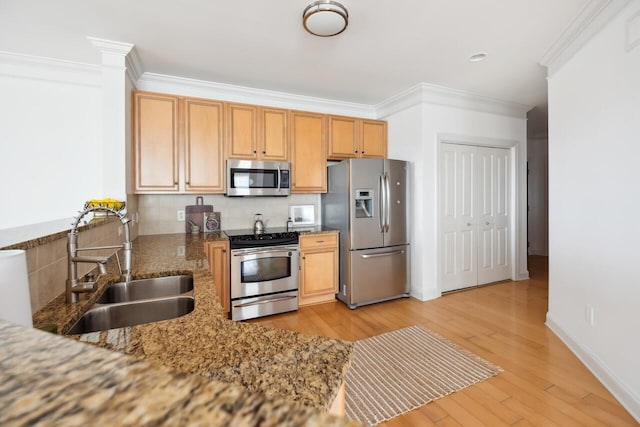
[384,173,391,232]
[360,250,405,259]
[378,174,385,233]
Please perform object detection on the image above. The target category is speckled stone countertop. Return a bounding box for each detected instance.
[31,232,354,416]
[0,320,361,426]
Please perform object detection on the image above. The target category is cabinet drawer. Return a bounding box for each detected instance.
[300,233,338,250]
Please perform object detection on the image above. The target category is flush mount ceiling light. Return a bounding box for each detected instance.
[468,52,488,63]
[303,1,349,37]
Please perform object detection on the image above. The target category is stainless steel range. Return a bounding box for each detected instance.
[226,228,299,321]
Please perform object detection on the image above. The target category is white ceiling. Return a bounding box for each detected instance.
[0,0,588,110]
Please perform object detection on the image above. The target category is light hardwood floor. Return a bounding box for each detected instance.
[250,256,637,426]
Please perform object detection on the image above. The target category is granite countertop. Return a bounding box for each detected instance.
[28,231,354,421]
[0,320,360,426]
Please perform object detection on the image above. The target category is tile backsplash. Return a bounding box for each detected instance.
[138,194,320,235]
[25,219,130,313]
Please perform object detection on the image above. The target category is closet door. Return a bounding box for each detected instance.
[440,144,477,292]
[477,147,511,284]
[440,143,511,292]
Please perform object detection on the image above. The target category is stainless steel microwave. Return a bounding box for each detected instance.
[226,160,290,197]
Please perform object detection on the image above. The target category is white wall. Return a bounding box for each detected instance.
[384,100,528,301]
[527,137,548,256]
[546,2,640,418]
[0,54,102,231]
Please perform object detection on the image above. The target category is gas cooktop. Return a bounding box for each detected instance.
[225,228,299,249]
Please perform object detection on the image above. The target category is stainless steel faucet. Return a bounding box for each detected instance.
[66,206,132,303]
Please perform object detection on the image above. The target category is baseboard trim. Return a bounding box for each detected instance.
[545,313,640,422]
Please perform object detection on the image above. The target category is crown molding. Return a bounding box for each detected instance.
[0,51,100,87]
[375,82,531,119]
[626,9,640,51]
[136,72,376,118]
[87,37,142,83]
[539,0,632,75]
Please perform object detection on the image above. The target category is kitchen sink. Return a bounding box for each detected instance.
[95,275,193,304]
[66,296,195,335]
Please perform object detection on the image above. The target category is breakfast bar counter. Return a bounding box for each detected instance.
[6,233,359,426]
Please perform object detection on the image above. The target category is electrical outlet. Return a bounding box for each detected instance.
[585,304,595,326]
[177,245,185,257]
[177,210,185,221]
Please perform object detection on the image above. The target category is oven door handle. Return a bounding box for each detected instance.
[232,247,298,256]
[233,294,297,308]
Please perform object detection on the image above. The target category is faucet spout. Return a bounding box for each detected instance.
[66,205,132,303]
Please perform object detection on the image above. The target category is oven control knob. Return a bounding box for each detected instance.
[288,252,292,256]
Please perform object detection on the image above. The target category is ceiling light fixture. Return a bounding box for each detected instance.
[468,52,488,63]
[303,1,349,37]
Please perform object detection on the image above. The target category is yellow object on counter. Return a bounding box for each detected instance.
[84,198,125,211]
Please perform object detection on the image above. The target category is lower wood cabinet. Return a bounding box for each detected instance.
[299,232,338,306]
[206,240,230,315]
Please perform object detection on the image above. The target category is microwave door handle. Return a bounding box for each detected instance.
[277,164,281,193]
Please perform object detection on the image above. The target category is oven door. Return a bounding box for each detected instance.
[231,245,299,299]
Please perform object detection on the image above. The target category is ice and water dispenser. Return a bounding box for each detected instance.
[354,189,373,218]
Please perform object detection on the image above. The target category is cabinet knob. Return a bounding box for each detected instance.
[262,150,266,154]
[174,181,178,185]
[253,150,257,154]
[362,151,365,154]
[355,150,358,153]
[186,181,190,185]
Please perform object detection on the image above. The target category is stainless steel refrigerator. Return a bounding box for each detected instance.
[322,158,410,308]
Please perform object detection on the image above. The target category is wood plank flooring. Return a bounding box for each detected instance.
[250,256,637,426]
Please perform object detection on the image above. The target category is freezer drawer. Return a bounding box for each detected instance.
[348,245,409,307]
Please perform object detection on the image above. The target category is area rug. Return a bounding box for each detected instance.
[345,325,501,425]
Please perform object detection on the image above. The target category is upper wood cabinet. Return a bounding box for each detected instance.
[132,91,225,194]
[184,98,225,193]
[133,92,180,192]
[361,119,388,159]
[289,110,326,193]
[226,103,289,161]
[327,116,387,160]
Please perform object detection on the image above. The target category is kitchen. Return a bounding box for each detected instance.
[1,0,639,425]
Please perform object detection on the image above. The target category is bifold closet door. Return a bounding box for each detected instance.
[441,144,477,292]
[440,144,510,292]
[477,147,510,285]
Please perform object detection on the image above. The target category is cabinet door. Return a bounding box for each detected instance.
[226,103,258,159]
[300,247,338,306]
[133,92,179,192]
[184,98,225,193]
[328,115,358,160]
[290,111,327,193]
[361,120,387,159]
[299,233,338,306]
[259,107,289,161]
[207,240,230,315]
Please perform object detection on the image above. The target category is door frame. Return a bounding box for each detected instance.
[436,133,526,295]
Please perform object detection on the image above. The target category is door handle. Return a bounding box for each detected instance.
[361,250,405,259]
[485,221,490,226]
[384,173,391,232]
[233,295,296,308]
[378,174,385,233]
